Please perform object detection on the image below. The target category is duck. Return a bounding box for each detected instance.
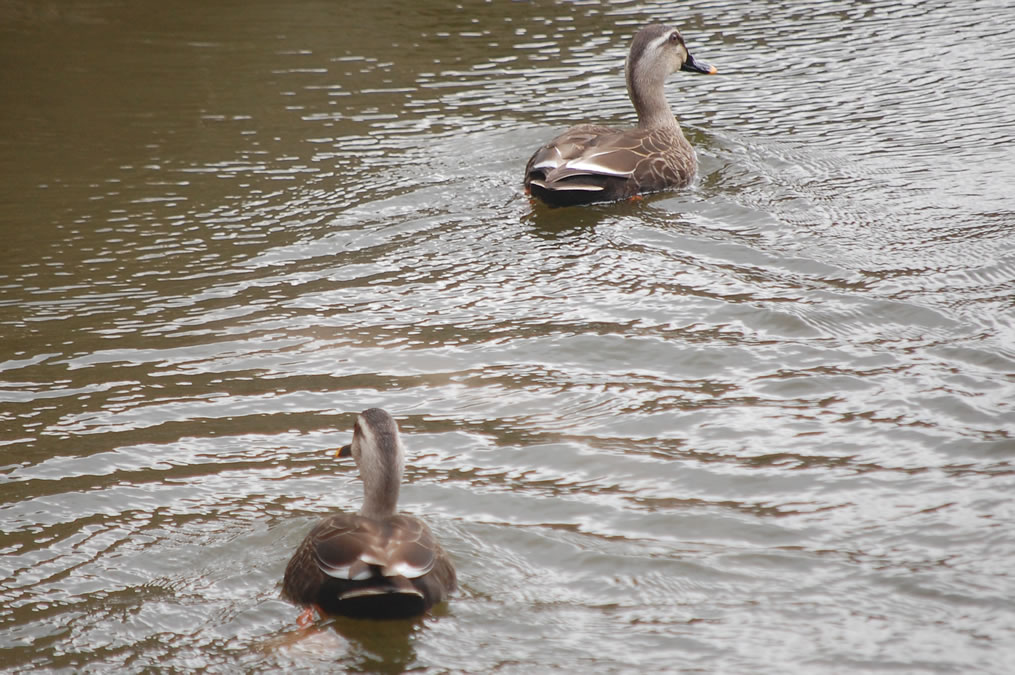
[524,23,717,207]
[282,408,456,621]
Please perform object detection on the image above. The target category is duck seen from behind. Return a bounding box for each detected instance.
[282,408,456,621]
[524,24,717,207]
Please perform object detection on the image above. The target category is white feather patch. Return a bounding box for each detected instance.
[532,158,561,171]
[647,34,671,53]
[386,560,429,579]
[322,564,373,581]
[563,158,632,177]
[530,179,604,192]
[532,147,564,171]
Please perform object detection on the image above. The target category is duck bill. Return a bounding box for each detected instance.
[336,444,352,458]
[681,52,717,75]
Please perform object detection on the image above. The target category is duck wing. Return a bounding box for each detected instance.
[282,512,456,619]
[525,124,624,185]
[310,514,436,580]
[525,125,694,206]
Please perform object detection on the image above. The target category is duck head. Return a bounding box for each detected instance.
[625,24,716,128]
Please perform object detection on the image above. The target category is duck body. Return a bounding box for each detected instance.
[525,123,696,207]
[282,408,456,620]
[524,24,716,207]
[282,512,455,620]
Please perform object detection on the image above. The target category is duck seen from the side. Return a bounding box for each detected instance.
[524,24,717,207]
[282,408,456,621]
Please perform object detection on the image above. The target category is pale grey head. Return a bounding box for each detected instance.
[624,24,715,129]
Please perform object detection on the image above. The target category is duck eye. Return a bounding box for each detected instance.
[669,32,680,43]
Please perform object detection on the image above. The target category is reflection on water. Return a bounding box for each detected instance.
[266,618,419,673]
[2,0,1014,672]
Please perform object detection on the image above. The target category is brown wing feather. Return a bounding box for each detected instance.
[310,515,380,580]
[524,124,618,178]
[282,511,456,618]
[524,124,697,206]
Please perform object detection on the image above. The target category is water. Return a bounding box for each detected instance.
[2,0,1014,671]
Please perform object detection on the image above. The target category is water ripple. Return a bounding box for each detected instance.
[2,0,1015,672]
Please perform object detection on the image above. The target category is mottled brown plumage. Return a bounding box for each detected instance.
[525,24,717,207]
[282,408,456,620]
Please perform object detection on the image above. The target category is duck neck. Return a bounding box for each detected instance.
[626,65,679,130]
[361,471,400,519]
[362,484,399,520]
[358,443,403,520]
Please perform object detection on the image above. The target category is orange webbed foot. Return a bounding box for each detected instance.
[296,605,320,627]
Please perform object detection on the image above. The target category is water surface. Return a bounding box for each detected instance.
[2,0,1014,672]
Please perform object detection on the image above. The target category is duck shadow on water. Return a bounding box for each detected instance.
[327,616,421,674]
[521,189,698,239]
[273,614,426,673]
